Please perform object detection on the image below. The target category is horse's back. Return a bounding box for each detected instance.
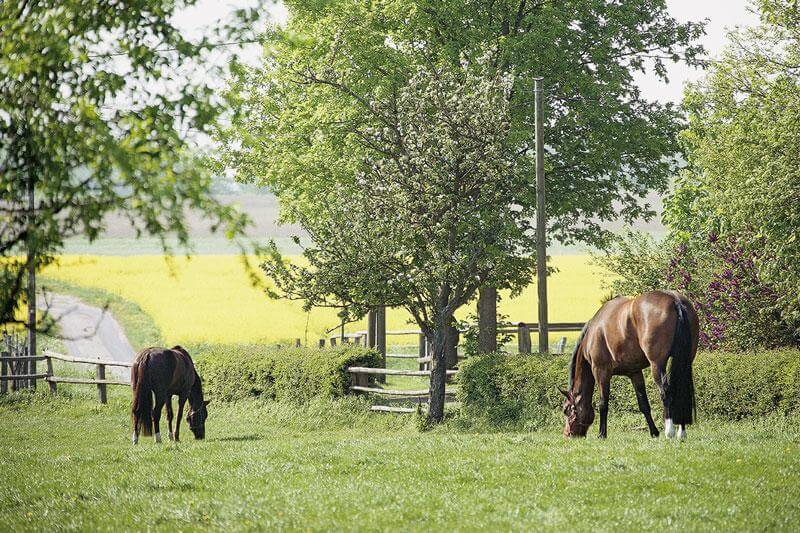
[586,291,692,374]
[132,346,196,396]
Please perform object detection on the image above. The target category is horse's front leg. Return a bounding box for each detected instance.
[630,371,659,437]
[174,396,187,442]
[593,369,611,439]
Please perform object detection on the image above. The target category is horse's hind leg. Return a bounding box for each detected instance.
[650,362,675,438]
[153,395,165,443]
[630,371,659,437]
[166,397,174,441]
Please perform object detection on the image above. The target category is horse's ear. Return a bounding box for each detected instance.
[204,400,211,406]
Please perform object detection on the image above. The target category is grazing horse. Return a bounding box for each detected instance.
[561,291,698,439]
[131,346,210,444]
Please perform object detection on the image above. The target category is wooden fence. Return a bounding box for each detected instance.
[332,319,584,414]
[0,349,131,404]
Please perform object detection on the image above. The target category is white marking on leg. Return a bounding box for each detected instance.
[665,418,675,438]
[677,425,686,440]
[155,432,162,443]
[132,432,138,445]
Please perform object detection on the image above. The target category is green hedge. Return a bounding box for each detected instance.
[192,344,380,402]
[458,349,800,427]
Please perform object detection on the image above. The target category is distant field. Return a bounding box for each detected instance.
[43,255,608,347]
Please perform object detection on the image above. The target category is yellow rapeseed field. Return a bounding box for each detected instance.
[44,255,609,345]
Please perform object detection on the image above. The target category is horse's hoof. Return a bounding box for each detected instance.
[155,433,162,443]
[168,432,174,441]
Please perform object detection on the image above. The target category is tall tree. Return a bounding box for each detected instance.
[218,0,704,422]
[258,51,533,422]
[0,1,264,328]
[667,0,800,340]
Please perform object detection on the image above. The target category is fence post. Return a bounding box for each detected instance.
[367,309,377,348]
[1,351,7,394]
[45,355,56,393]
[375,306,386,382]
[477,286,497,353]
[96,363,107,404]
[517,323,532,354]
[418,334,427,371]
[556,336,567,354]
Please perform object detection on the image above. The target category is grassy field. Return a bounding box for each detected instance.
[42,255,608,347]
[1,390,798,531]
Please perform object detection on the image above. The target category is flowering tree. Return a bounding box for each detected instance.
[258,54,534,422]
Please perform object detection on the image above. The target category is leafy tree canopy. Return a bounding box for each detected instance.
[219,0,705,247]
[218,1,704,421]
[0,0,265,323]
[667,0,800,336]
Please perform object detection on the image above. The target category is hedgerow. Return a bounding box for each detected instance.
[192,344,380,403]
[458,349,800,427]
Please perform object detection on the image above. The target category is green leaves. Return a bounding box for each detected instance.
[0,1,268,323]
[671,0,800,340]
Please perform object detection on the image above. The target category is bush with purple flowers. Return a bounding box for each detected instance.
[599,229,796,351]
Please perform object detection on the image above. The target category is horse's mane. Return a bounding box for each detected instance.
[568,322,591,392]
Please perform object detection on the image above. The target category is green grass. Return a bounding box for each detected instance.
[1,390,798,531]
[40,276,163,349]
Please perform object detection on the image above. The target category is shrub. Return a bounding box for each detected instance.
[458,349,800,427]
[597,231,797,350]
[192,344,380,402]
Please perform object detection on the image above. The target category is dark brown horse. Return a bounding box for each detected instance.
[131,346,210,444]
[562,291,698,439]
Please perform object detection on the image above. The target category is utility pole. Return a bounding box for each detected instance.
[26,174,37,385]
[534,78,549,354]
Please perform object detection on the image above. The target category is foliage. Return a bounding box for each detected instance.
[192,344,380,403]
[43,254,605,346]
[667,0,800,340]
[596,231,793,350]
[0,1,266,324]
[458,349,800,427]
[219,0,704,249]
[217,1,703,421]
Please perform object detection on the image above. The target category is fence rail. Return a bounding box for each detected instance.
[0,349,131,404]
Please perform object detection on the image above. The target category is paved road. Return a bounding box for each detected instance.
[39,293,136,381]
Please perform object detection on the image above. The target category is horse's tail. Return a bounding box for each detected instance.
[667,298,696,425]
[131,355,153,436]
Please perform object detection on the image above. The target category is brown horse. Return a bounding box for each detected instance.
[131,346,210,444]
[561,290,698,439]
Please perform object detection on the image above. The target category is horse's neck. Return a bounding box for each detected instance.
[188,371,204,407]
[571,350,595,402]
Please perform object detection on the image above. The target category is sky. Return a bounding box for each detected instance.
[174,0,760,103]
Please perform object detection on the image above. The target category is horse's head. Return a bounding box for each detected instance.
[560,388,594,438]
[187,399,211,440]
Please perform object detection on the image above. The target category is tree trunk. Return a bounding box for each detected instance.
[445,322,459,370]
[427,325,449,424]
[477,286,497,353]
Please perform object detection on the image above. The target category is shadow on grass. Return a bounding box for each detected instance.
[212,434,265,442]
